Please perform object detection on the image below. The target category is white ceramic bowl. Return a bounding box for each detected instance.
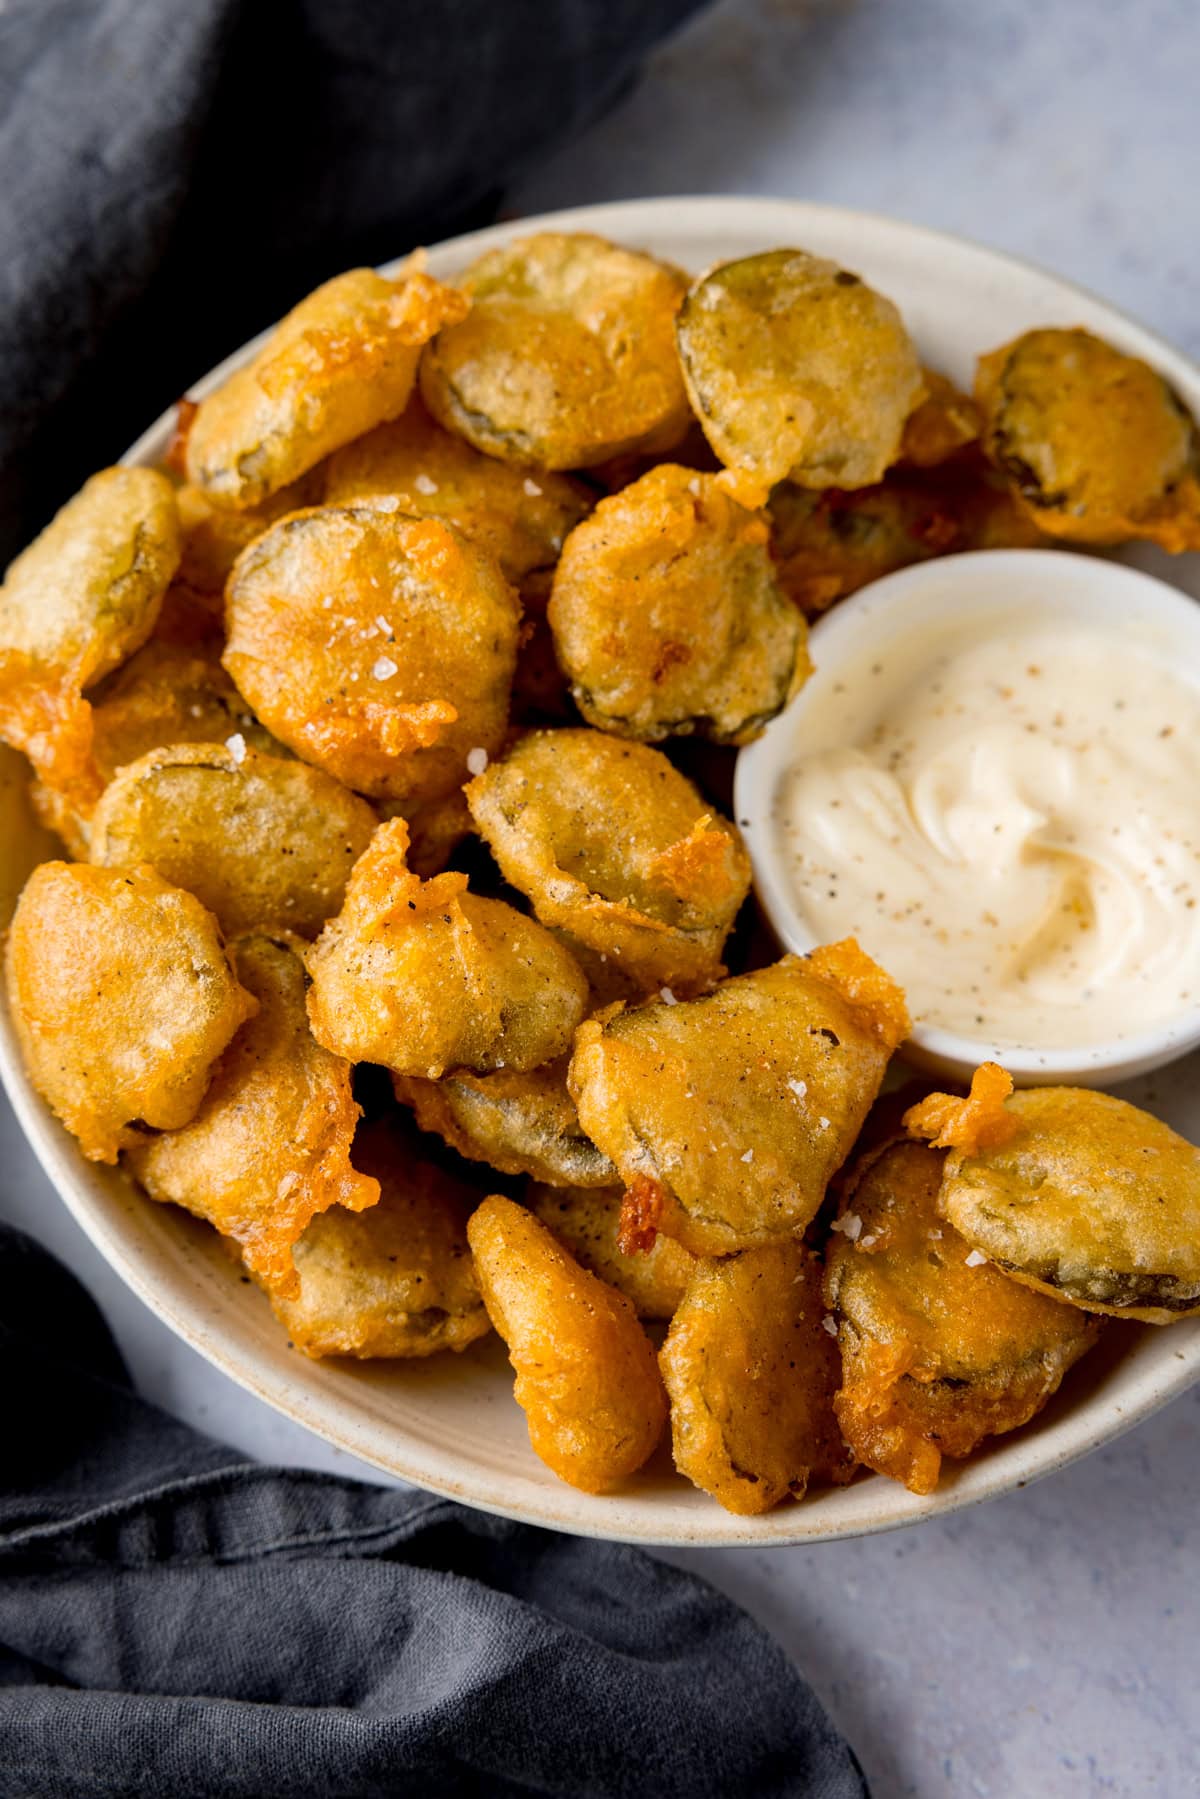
[736,548,1200,1087]
[3,196,1200,1547]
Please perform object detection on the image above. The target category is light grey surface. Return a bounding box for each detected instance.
[5,2,1200,1794]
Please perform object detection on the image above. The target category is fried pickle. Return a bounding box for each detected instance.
[0,468,180,793]
[465,728,751,994]
[88,742,377,937]
[266,1115,490,1358]
[127,932,378,1295]
[976,327,1200,548]
[183,264,468,509]
[467,1193,667,1491]
[825,1136,1100,1494]
[569,942,910,1256]
[906,1065,1200,1323]
[660,1241,854,1514]
[548,465,810,743]
[394,1055,615,1187]
[420,231,690,469]
[5,861,255,1162]
[173,473,325,596]
[223,503,521,804]
[899,369,982,467]
[527,1182,694,1318]
[306,818,589,1079]
[676,249,924,506]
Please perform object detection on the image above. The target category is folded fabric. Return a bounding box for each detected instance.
[0,1222,868,1797]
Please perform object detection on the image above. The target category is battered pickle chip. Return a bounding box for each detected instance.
[527,1182,694,1318]
[899,370,981,468]
[306,818,589,1079]
[127,932,378,1296]
[467,1193,667,1491]
[660,1241,854,1514]
[323,397,593,588]
[548,465,810,744]
[906,1066,1200,1323]
[0,468,180,793]
[88,742,377,938]
[465,728,751,994]
[676,249,924,506]
[174,473,325,594]
[266,1116,490,1359]
[29,638,286,858]
[184,263,468,509]
[394,1055,616,1187]
[4,861,255,1163]
[224,504,521,805]
[976,328,1200,548]
[569,942,910,1257]
[420,231,691,469]
[768,456,1047,616]
[824,1136,1100,1495]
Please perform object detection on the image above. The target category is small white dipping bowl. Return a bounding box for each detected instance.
[735,547,1200,1088]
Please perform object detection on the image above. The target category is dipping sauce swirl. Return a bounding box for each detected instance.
[776,609,1200,1051]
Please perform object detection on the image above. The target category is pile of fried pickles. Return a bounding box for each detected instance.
[3,234,1200,1514]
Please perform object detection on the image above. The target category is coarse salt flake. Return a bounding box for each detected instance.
[787,1078,808,1100]
[375,614,392,635]
[414,473,438,495]
[659,986,678,1006]
[224,733,246,764]
[965,1248,988,1267]
[740,1148,754,1164]
[372,656,398,680]
[822,1315,839,1337]
[818,1115,830,1131]
[831,1212,862,1240]
[523,477,543,496]
[466,747,489,776]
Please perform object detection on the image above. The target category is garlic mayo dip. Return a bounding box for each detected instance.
[773,602,1200,1052]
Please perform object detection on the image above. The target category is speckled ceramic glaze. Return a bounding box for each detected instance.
[3,198,1198,1545]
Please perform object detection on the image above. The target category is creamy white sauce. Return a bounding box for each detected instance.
[776,610,1200,1049]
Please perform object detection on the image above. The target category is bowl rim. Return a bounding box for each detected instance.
[5,192,1200,1547]
[734,546,1200,1086]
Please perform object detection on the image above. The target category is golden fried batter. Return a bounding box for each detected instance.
[570,942,910,1256]
[660,1241,854,1515]
[266,1116,490,1358]
[394,1055,615,1188]
[184,263,467,509]
[825,1137,1099,1494]
[527,1182,694,1318]
[677,249,924,506]
[420,231,691,469]
[548,465,810,744]
[223,504,521,805]
[976,327,1200,548]
[323,396,592,587]
[88,742,377,938]
[127,932,378,1295]
[306,818,588,1078]
[173,473,325,595]
[379,785,474,878]
[467,1193,667,1491]
[900,369,981,467]
[906,1066,1200,1322]
[0,468,180,793]
[5,861,255,1162]
[465,728,751,994]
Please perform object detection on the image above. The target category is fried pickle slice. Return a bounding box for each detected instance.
[420,231,691,469]
[528,1182,694,1319]
[465,728,751,994]
[660,1240,854,1515]
[548,465,810,744]
[467,1193,667,1491]
[183,263,467,509]
[899,369,982,467]
[975,327,1200,548]
[570,942,910,1256]
[88,741,377,938]
[223,504,520,805]
[29,638,287,858]
[173,473,325,595]
[768,454,1047,616]
[676,249,924,506]
[266,1116,490,1358]
[824,1136,1100,1494]
[0,468,180,793]
[126,932,378,1295]
[323,396,593,587]
[5,861,255,1162]
[394,1055,615,1187]
[306,818,588,1079]
[906,1065,1200,1323]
